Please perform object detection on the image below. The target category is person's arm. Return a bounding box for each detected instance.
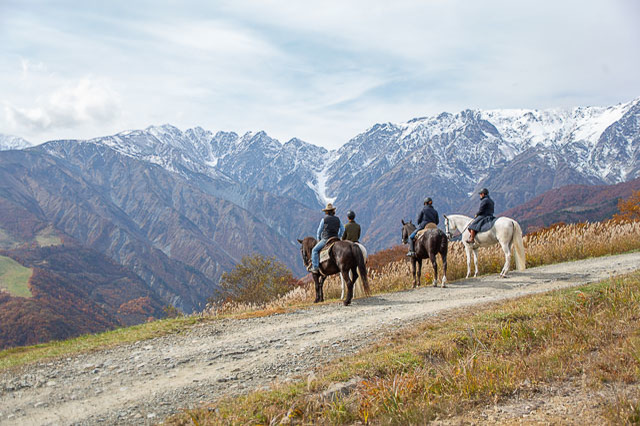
[316,219,324,240]
[356,224,361,241]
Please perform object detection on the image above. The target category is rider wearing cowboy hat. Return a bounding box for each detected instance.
[467,188,495,244]
[342,210,361,243]
[310,203,345,273]
[407,197,439,257]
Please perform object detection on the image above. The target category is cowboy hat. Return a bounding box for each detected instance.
[322,203,336,212]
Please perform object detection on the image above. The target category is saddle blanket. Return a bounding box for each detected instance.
[416,223,438,238]
[319,237,340,263]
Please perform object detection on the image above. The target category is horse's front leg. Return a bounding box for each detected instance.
[473,249,479,278]
[313,274,322,303]
[319,276,326,302]
[414,259,422,288]
[340,274,346,300]
[429,254,438,287]
[465,244,472,278]
[500,242,512,278]
[341,270,354,306]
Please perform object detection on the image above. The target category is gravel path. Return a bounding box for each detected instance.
[1,252,639,425]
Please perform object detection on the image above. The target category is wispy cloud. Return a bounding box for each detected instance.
[1,0,638,147]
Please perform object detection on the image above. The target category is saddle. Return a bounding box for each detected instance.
[319,237,340,264]
[416,223,438,239]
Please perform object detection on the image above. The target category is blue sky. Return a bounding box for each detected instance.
[1,0,639,149]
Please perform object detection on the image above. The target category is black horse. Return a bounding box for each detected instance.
[401,220,448,288]
[298,237,370,306]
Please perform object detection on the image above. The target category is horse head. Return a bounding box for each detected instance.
[401,220,415,244]
[297,237,316,269]
[443,214,453,239]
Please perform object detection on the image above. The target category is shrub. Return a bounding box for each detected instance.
[614,190,640,221]
[213,254,298,305]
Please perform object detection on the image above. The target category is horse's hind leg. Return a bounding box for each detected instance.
[340,274,346,300]
[500,242,512,278]
[429,254,438,287]
[341,270,354,306]
[441,254,448,287]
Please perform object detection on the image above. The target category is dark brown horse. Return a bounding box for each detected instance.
[298,237,370,305]
[401,220,448,287]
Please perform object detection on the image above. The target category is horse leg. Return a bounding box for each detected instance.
[441,254,448,287]
[350,266,360,298]
[473,248,479,277]
[340,274,346,300]
[429,253,438,287]
[414,259,422,288]
[341,270,354,306]
[500,242,512,278]
[313,275,322,303]
[465,244,472,278]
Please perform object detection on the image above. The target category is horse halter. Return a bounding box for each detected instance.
[444,217,453,239]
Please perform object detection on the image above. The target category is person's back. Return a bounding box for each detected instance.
[343,221,361,242]
[408,197,439,256]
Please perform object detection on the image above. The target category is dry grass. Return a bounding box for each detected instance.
[206,219,640,317]
[169,271,640,425]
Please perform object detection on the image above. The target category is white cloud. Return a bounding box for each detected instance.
[4,78,121,133]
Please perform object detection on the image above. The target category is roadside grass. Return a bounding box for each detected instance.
[169,271,640,425]
[0,315,203,371]
[1,219,639,373]
[0,254,33,298]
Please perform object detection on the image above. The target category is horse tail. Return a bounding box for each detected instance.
[352,243,370,296]
[511,220,526,271]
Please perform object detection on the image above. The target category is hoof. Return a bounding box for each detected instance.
[343,300,351,306]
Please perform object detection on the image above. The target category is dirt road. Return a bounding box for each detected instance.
[1,252,639,425]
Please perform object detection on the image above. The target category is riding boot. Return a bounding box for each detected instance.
[407,238,416,257]
[467,229,476,244]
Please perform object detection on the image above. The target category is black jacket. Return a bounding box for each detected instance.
[417,205,439,227]
[475,196,495,217]
[320,215,342,240]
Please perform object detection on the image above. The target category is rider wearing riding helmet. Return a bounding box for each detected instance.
[467,188,495,244]
[342,210,361,243]
[407,197,439,257]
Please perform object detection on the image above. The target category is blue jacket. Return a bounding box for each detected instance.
[417,205,439,228]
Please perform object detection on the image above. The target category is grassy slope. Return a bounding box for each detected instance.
[0,255,33,298]
[171,271,640,425]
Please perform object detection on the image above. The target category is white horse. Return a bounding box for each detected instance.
[443,214,526,278]
[340,242,368,300]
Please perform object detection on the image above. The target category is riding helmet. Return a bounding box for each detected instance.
[424,197,432,204]
[347,210,356,220]
[478,188,489,195]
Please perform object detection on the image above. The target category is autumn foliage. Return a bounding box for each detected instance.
[214,254,299,305]
[613,190,640,221]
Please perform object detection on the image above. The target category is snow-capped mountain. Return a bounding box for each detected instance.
[23,97,640,252]
[0,134,31,151]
